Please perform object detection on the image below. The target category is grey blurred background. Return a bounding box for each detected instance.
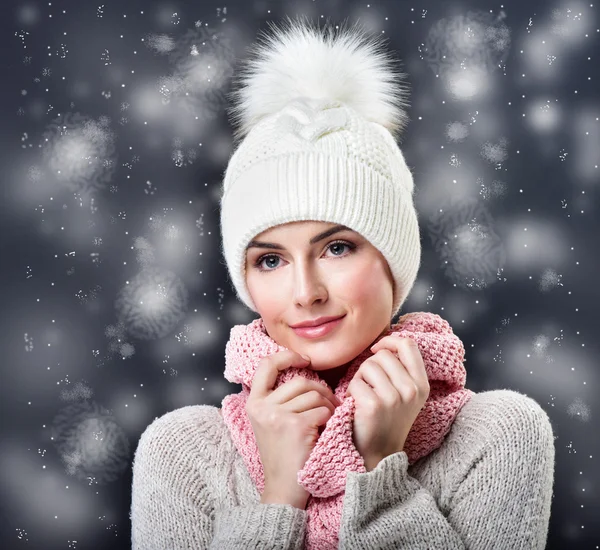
[0,0,598,548]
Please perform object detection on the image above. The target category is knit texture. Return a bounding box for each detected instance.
[131,390,556,549]
[220,311,474,549]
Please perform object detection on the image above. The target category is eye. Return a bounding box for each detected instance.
[252,240,357,273]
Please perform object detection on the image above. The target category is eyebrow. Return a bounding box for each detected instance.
[246,225,352,251]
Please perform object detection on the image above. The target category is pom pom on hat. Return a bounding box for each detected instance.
[226,15,411,145]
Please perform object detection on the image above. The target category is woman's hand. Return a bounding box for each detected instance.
[345,336,430,471]
[246,349,340,509]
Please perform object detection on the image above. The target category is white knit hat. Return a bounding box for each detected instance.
[220,15,421,321]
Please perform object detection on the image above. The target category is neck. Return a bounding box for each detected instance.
[319,363,351,391]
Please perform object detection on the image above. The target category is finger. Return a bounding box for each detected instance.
[354,357,399,402]
[395,338,429,393]
[300,405,334,431]
[372,348,420,401]
[372,337,429,394]
[346,377,377,404]
[251,350,310,400]
[273,378,339,408]
[283,390,336,414]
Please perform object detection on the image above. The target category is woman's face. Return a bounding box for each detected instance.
[245,221,395,379]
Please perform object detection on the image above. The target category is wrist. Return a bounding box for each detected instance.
[260,490,308,510]
[364,458,382,472]
[364,449,404,471]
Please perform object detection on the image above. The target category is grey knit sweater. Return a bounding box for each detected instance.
[130,389,555,549]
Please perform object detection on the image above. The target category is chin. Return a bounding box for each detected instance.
[307,358,343,370]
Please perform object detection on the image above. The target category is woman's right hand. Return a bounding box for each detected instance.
[245,349,342,510]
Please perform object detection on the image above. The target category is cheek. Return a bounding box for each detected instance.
[247,273,280,311]
[336,261,387,302]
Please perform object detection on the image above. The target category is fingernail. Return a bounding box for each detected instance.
[301,354,311,362]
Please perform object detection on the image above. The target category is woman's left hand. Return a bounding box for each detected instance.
[345,336,430,471]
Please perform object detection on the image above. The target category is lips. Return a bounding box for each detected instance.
[291,315,345,339]
[291,315,345,328]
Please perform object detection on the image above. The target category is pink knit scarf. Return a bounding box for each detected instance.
[220,311,475,549]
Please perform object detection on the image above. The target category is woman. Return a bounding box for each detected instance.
[131,15,555,549]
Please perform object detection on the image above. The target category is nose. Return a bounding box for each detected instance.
[291,263,328,307]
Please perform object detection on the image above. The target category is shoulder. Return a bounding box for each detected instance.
[137,404,223,445]
[453,389,556,458]
[459,389,553,430]
[133,405,227,476]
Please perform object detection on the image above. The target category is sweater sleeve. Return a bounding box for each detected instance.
[338,391,556,549]
[210,504,306,549]
[130,406,307,550]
